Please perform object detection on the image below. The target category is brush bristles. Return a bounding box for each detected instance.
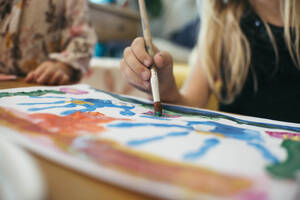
[154,102,162,116]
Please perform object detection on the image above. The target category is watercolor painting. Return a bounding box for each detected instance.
[0,84,299,200]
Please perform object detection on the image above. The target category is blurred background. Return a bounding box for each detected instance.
[89,0,199,60]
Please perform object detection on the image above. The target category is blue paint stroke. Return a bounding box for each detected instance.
[140,115,171,121]
[248,142,279,164]
[18,98,135,116]
[111,121,277,164]
[187,121,264,143]
[16,88,286,164]
[29,96,66,99]
[127,131,189,146]
[183,138,220,160]
[19,101,77,112]
[19,100,66,105]
[108,122,194,130]
[110,121,263,143]
[164,104,300,133]
[95,87,300,133]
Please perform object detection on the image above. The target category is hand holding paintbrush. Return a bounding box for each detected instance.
[138,0,162,116]
[120,1,181,115]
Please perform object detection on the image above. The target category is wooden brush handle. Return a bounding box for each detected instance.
[138,0,161,104]
[138,0,155,58]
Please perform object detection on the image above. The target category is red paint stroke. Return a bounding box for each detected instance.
[266,131,300,141]
[0,108,53,135]
[77,139,252,196]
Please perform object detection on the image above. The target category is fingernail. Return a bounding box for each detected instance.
[142,71,149,80]
[157,53,164,64]
[144,59,151,67]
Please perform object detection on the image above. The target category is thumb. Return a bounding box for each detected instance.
[153,51,173,70]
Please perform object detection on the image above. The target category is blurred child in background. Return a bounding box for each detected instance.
[0,0,96,85]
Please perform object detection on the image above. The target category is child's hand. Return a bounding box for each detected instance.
[25,61,74,85]
[120,37,178,101]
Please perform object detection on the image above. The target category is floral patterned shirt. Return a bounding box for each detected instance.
[0,0,97,77]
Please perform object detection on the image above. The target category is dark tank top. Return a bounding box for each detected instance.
[219,11,300,123]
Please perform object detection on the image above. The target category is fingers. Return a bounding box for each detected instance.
[121,37,175,96]
[24,64,48,84]
[36,66,55,84]
[120,59,150,91]
[25,63,49,84]
[59,74,70,85]
[123,47,150,81]
[34,64,48,78]
[131,37,153,67]
[27,61,72,85]
[24,71,35,82]
[154,51,173,70]
[48,71,63,85]
[48,71,70,85]
[120,37,154,91]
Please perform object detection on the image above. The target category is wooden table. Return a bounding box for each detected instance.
[0,79,157,200]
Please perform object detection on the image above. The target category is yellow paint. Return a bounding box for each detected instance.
[66,89,79,93]
[66,100,94,105]
[283,135,288,140]
[195,130,225,138]
[291,136,299,141]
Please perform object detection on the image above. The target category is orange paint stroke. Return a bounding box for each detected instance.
[31,111,126,137]
[0,107,53,135]
[0,107,128,139]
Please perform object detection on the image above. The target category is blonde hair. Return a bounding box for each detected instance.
[199,0,300,104]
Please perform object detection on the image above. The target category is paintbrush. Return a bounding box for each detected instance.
[138,0,162,116]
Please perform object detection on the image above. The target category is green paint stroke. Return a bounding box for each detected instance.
[0,90,65,98]
[267,140,300,179]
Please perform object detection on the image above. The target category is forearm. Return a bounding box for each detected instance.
[163,90,208,108]
[159,81,206,108]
